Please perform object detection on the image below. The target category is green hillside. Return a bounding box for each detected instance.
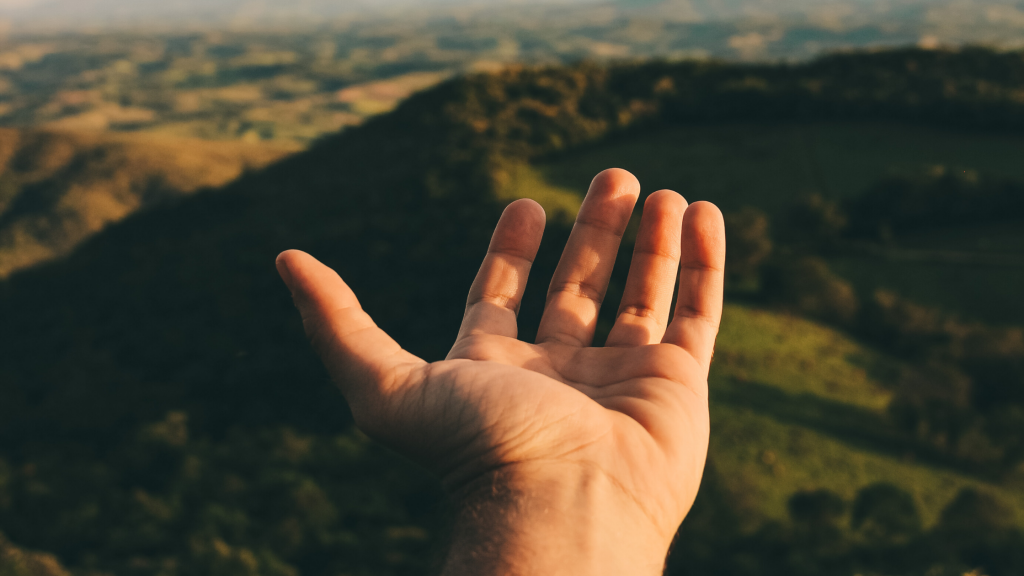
[711,305,1024,527]
[1,48,1024,575]
[0,129,295,278]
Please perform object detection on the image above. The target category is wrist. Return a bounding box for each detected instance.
[441,461,672,576]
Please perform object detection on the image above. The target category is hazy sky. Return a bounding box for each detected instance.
[0,0,893,19]
[0,0,633,32]
[0,0,1016,32]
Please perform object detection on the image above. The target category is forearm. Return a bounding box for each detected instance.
[440,462,672,576]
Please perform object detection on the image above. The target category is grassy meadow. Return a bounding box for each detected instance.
[711,305,1024,527]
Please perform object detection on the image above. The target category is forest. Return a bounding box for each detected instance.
[1,46,1024,575]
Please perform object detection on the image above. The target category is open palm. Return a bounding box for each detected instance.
[277,169,725,551]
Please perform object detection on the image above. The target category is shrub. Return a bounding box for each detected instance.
[937,488,1014,538]
[784,193,847,247]
[844,167,1024,240]
[851,483,923,546]
[724,207,773,287]
[762,257,859,324]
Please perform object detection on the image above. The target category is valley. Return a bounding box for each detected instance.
[1,47,1024,576]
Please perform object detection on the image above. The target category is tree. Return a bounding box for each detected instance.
[724,207,772,287]
[851,483,922,546]
[761,257,858,325]
[784,193,847,248]
[937,488,1014,538]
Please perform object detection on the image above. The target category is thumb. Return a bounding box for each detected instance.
[276,250,425,407]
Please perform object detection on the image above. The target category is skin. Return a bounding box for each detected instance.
[276,168,726,575]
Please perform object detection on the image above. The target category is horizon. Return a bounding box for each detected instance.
[1,0,1021,36]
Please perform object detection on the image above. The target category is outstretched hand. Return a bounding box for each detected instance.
[277,169,725,576]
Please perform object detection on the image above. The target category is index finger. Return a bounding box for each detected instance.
[453,199,546,343]
[535,168,641,347]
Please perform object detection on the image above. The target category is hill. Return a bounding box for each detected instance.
[711,306,1024,524]
[0,129,295,278]
[2,48,1024,575]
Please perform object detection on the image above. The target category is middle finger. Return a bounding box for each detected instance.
[535,168,641,347]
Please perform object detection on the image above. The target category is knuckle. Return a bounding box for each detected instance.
[549,279,604,304]
[452,335,498,361]
[620,304,659,321]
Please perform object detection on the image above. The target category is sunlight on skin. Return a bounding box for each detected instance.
[277,168,726,575]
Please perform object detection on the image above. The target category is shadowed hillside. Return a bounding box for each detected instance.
[1,48,1024,575]
[0,130,296,277]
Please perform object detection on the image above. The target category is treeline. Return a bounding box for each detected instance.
[787,167,1024,243]
[671,468,1024,576]
[2,47,1024,575]
[429,46,1024,170]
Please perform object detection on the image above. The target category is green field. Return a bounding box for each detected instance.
[710,305,1024,527]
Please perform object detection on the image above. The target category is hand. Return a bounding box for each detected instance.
[276,169,725,576]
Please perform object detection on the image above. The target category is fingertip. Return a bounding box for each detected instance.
[508,196,545,213]
[277,248,325,285]
[578,168,643,233]
[682,201,726,269]
[276,248,311,267]
[276,249,305,290]
[636,190,687,252]
[489,199,546,263]
[275,249,337,292]
[645,189,688,214]
[591,168,641,198]
[685,201,725,224]
[505,198,547,231]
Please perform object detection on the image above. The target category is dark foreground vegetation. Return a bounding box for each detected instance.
[2,47,1024,575]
